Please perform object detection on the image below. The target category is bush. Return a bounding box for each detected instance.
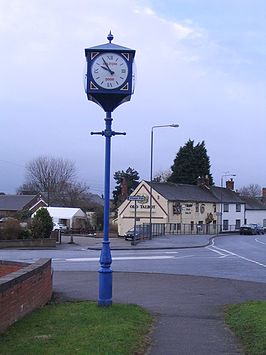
[31,208,53,239]
[18,229,32,239]
[0,219,22,240]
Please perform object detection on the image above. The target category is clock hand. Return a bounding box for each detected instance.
[102,58,114,75]
[101,65,110,72]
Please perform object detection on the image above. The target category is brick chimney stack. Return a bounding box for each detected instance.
[197,175,210,187]
[226,178,234,190]
[121,177,128,199]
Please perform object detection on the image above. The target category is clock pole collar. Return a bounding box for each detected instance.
[107,31,114,43]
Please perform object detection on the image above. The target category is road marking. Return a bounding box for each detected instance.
[54,255,176,263]
[211,241,266,268]
[206,246,229,258]
[255,238,266,245]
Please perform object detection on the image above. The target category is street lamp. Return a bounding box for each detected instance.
[220,172,236,232]
[149,124,179,239]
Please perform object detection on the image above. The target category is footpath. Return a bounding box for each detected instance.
[58,233,213,250]
[53,234,266,354]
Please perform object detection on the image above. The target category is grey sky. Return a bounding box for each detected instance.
[1,0,265,195]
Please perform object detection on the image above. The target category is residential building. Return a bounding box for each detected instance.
[32,207,88,229]
[240,196,266,228]
[0,194,47,219]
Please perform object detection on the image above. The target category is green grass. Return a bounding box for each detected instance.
[0,301,153,355]
[225,301,266,355]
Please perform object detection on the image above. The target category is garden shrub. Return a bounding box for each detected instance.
[31,208,53,239]
[0,219,22,240]
[18,229,32,239]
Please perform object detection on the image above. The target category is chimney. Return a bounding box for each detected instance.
[226,178,234,190]
[262,188,266,197]
[204,175,210,187]
[197,175,210,187]
[197,176,204,186]
[121,177,128,199]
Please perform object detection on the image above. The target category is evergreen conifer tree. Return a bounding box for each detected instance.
[31,208,53,239]
[113,167,140,208]
[167,139,213,185]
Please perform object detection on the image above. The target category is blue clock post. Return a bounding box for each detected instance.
[84,32,136,306]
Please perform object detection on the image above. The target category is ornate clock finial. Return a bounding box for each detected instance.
[107,31,114,43]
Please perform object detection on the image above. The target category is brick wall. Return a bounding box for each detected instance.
[0,260,28,277]
[0,258,52,334]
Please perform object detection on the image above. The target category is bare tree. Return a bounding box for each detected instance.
[238,184,262,197]
[153,169,172,182]
[18,156,82,205]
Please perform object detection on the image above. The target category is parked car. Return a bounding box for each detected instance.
[240,224,264,235]
[124,226,144,241]
[53,222,68,231]
[254,224,265,235]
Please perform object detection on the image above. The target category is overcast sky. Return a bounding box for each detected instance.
[1,0,265,195]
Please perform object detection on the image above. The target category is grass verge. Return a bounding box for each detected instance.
[0,301,153,355]
[225,301,266,355]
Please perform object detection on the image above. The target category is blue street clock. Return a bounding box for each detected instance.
[84,32,136,112]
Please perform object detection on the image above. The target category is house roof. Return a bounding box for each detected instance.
[240,196,266,210]
[147,181,244,204]
[149,182,218,202]
[210,186,244,203]
[0,195,39,211]
[38,207,86,219]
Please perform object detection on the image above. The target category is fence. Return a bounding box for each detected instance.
[141,223,239,238]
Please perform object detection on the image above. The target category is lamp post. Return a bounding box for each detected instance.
[149,124,179,239]
[220,172,236,232]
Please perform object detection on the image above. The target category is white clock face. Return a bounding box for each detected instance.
[91,53,128,89]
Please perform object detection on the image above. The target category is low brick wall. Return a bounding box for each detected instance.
[0,238,56,249]
[0,258,52,334]
[0,260,28,277]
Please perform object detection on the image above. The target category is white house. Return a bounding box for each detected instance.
[33,207,87,229]
[240,196,266,228]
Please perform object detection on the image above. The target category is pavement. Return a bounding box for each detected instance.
[53,234,266,354]
[58,233,214,250]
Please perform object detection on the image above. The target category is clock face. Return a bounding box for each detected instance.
[91,52,128,90]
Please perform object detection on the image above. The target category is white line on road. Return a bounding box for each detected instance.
[54,255,175,263]
[255,238,266,245]
[206,246,229,258]
[211,241,266,268]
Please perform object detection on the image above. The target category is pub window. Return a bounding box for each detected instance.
[213,204,217,213]
[195,203,199,212]
[236,203,241,212]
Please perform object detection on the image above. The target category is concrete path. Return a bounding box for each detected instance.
[53,270,266,354]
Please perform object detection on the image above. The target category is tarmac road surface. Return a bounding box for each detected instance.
[53,271,266,354]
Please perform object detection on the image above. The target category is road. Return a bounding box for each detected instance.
[0,234,265,283]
